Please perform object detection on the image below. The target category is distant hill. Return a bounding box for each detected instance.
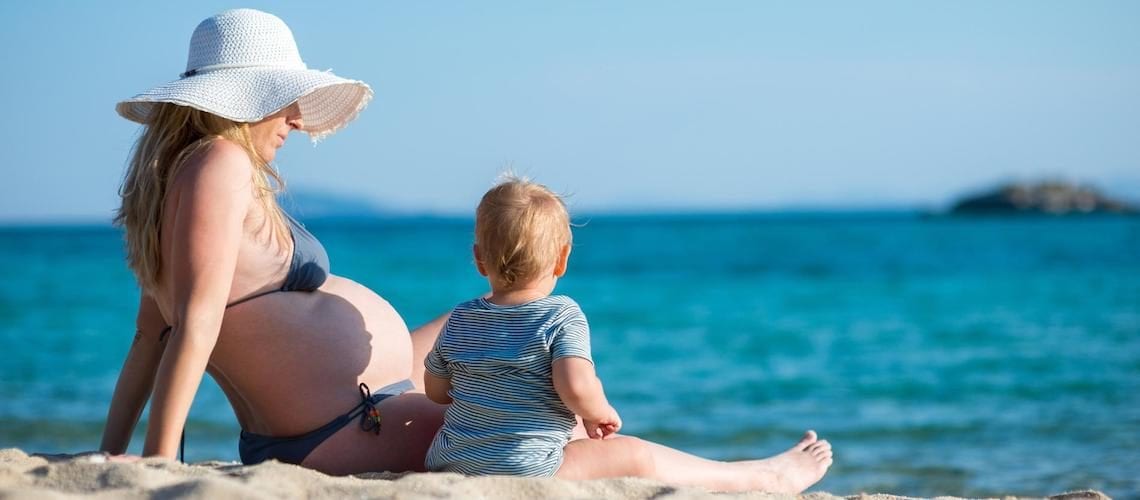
[278,190,398,219]
[950,181,1137,215]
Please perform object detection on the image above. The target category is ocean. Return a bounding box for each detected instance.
[1,213,1137,498]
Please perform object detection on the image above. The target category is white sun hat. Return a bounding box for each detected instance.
[116,8,372,140]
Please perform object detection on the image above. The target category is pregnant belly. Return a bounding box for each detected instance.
[210,275,414,435]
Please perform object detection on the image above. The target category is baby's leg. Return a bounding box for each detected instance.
[555,431,832,493]
[555,436,655,480]
[558,436,752,490]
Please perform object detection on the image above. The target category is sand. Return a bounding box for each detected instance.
[0,449,1110,500]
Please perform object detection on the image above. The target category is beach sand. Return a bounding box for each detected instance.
[0,449,1109,500]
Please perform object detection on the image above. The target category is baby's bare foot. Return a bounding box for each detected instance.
[742,430,833,493]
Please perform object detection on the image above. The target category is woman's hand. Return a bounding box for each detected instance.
[106,454,144,463]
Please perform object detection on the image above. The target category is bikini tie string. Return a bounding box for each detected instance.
[357,383,382,434]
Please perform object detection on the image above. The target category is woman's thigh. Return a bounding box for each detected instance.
[301,392,446,475]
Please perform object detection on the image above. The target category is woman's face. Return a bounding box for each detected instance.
[248,102,303,163]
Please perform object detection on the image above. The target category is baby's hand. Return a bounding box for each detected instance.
[583,406,622,439]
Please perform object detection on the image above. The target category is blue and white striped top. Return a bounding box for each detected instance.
[423,295,592,477]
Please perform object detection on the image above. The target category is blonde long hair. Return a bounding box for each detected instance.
[115,103,289,291]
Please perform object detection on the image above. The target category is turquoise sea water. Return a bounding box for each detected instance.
[1,214,1137,498]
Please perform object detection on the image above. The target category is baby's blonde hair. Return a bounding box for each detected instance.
[475,176,572,289]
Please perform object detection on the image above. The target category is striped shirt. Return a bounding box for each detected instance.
[423,295,592,477]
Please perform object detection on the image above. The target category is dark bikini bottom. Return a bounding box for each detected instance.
[238,379,416,465]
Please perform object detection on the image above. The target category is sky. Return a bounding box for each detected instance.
[1,1,1137,222]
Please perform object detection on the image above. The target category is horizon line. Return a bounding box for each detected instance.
[0,205,938,227]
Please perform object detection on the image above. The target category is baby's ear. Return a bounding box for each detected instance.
[553,244,571,277]
[473,245,489,276]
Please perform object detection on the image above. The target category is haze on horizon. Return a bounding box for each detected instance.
[1,1,1137,223]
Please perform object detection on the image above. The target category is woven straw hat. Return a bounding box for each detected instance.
[116,9,372,140]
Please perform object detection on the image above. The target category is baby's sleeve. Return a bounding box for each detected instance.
[550,305,593,364]
[423,329,451,378]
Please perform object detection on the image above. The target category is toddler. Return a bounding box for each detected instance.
[423,176,617,476]
[423,176,834,492]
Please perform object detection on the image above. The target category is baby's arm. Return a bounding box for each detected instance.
[423,325,453,405]
[424,372,453,405]
[553,358,622,438]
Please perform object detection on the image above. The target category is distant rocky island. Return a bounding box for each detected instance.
[949,181,1137,215]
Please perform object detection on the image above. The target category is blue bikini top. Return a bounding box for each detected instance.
[280,212,329,292]
[158,212,330,341]
[223,212,329,309]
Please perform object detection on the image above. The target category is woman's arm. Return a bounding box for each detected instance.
[553,357,622,438]
[99,295,168,454]
[142,141,252,458]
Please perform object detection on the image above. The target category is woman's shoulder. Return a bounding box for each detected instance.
[169,137,255,193]
[182,137,253,176]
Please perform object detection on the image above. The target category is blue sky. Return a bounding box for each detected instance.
[1,1,1137,222]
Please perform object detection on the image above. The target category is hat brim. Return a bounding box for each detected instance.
[116,67,372,140]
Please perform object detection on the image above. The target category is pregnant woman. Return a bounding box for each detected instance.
[98,8,446,474]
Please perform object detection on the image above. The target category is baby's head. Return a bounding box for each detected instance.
[475,176,572,291]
